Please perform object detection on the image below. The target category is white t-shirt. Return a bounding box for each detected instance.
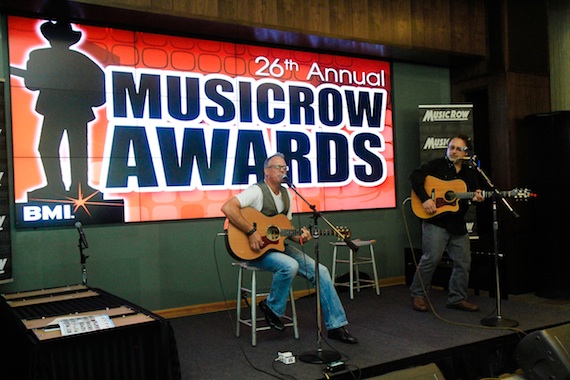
[235,182,293,220]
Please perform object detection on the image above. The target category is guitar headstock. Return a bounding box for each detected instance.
[511,188,535,200]
[335,226,351,239]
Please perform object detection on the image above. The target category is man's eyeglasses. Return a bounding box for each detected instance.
[448,145,467,152]
[268,165,289,171]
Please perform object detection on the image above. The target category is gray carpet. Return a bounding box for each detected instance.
[168,285,570,379]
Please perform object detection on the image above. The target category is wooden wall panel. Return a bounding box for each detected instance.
[329,0,354,38]
[351,0,369,40]
[367,0,413,45]
[174,0,219,17]
[69,0,486,58]
[506,73,550,179]
[450,0,486,54]
[411,0,452,51]
[305,0,331,33]
[548,0,570,111]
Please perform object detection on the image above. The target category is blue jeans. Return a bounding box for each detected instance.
[252,244,348,330]
[410,222,472,305]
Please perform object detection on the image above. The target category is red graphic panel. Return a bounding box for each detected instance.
[8,16,394,227]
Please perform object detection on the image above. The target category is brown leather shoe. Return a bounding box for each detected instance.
[446,300,480,312]
[412,296,429,312]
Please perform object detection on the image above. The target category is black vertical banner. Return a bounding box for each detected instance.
[0,80,13,283]
[418,104,477,236]
[418,104,474,163]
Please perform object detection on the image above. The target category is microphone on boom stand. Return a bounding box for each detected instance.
[75,221,90,285]
[458,151,480,170]
[280,173,355,364]
[460,150,519,327]
[281,174,358,251]
[281,174,296,189]
[75,221,89,248]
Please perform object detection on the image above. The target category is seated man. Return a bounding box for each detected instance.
[221,152,357,344]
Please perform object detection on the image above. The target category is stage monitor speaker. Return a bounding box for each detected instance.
[373,363,445,379]
[515,323,570,380]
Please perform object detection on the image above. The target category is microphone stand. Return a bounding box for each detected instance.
[284,181,357,364]
[78,238,89,286]
[468,155,519,328]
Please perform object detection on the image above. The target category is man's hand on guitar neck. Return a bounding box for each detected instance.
[472,189,484,202]
[290,227,312,245]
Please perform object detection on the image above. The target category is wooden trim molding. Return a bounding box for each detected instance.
[154,276,405,319]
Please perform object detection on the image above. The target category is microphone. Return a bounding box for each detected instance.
[458,155,477,161]
[75,221,89,248]
[281,174,296,189]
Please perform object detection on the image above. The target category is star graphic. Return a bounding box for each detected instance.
[30,184,123,218]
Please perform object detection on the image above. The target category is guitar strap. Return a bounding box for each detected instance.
[256,181,290,217]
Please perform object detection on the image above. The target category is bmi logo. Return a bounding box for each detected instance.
[23,205,74,222]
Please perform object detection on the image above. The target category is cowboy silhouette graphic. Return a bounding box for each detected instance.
[23,20,105,200]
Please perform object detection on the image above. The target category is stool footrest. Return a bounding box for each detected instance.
[335,258,374,264]
[239,316,295,330]
[336,280,377,287]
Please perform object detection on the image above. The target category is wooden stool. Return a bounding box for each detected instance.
[232,262,299,346]
[330,239,380,299]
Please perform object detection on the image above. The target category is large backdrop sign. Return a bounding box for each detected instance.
[8,16,395,228]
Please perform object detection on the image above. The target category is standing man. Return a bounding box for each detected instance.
[409,135,484,312]
[221,152,358,344]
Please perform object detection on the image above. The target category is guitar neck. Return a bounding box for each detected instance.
[456,190,511,199]
[280,229,338,237]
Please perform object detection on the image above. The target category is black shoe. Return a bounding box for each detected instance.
[259,300,285,331]
[328,326,358,344]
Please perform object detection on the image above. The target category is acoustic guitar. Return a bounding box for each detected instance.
[225,207,351,261]
[411,175,532,220]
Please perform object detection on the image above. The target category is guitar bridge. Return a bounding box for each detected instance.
[436,198,457,208]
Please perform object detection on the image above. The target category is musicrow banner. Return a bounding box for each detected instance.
[8,16,395,228]
[418,103,476,234]
[418,104,474,163]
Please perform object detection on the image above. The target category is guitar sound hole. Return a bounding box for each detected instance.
[266,225,280,242]
[444,191,456,201]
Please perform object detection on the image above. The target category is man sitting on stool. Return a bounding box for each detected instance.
[221,152,357,344]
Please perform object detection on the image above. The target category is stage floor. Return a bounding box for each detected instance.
[169,284,570,379]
